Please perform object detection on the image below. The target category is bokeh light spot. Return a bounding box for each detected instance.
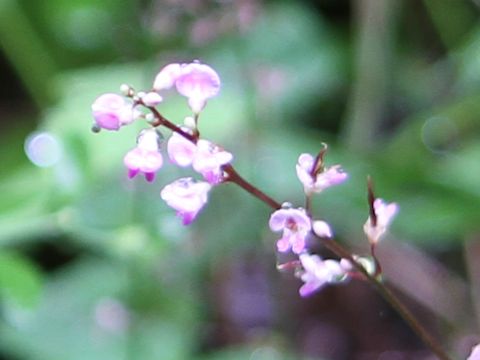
[24,132,62,167]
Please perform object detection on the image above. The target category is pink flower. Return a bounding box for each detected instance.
[92,93,138,131]
[167,133,233,184]
[468,344,480,360]
[298,253,347,297]
[160,177,211,225]
[153,62,221,114]
[192,140,233,184]
[296,153,347,194]
[123,129,163,182]
[269,208,311,254]
[363,198,399,244]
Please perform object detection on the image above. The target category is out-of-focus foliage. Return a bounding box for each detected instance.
[0,0,479,359]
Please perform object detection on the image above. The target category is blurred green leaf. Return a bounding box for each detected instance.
[0,250,42,307]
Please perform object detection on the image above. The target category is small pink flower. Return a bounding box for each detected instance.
[363,198,399,244]
[92,93,138,131]
[468,344,480,360]
[298,253,347,297]
[296,153,347,194]
[123,129,163,182]
[269,208,311,254]
[153,61,221,114]
[175,62,220,113]
[160,177,211,225]
[167,134,233,184]
[192,140,233,184]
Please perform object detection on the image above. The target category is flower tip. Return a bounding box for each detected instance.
[299,284,317,298]
[313,220,333,238]
[144,172,155,182]
[180,212,196,225]
[141,92,163,107]
[153,63,182,91]
[128,169,139,179]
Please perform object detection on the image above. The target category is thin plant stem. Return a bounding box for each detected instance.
[320,238,452,360]
[147,107,453,360]
[223,164,281,210]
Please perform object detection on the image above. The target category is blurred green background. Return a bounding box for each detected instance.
[0,0,479,359]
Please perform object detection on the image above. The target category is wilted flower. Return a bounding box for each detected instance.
[160,177,211,225]
[296,153,347,194]
[269,208,311,254]
[92,93,139,131]
[363,198,399,244]
[123,129,163,182]
[297,253,347,297]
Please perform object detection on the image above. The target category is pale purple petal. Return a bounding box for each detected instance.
[299,281,323,297]
[175,63,221,99]
[312,220,333,238]
[142,92,163,107]
[374,199,399,228]
[167,132,196,167]
[175,62,221,114]
[315,165,348,190]
[160,178,211,224]
[124,148,163,173]
[282,209,311,231]
[467,344,480,360]
[153,63,182,91]
[363,198,399,244]
[297,253,347,297]
[92,93,135,131]
[137,129,160,152]
[296,153,348,194]
[268,209,290,231]
[192,140,232,183]
[188,96,207,114]
[276,237,290,252]
[296,153,315,190]
[291,232,306,254]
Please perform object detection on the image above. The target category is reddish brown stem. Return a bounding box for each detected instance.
[223,165,281,210]
[146,106,453,360]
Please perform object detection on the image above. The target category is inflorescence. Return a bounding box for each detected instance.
[91,61,399,297]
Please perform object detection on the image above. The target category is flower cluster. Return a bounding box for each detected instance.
[91,61,229,224]
[269,149,398,297]
[91,60,398,298]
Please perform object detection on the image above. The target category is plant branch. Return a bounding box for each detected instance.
[223,164,282,210]
[320,238,453,360]
[147,106,452,360]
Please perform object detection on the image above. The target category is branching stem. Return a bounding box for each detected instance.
[147,107,453,360]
